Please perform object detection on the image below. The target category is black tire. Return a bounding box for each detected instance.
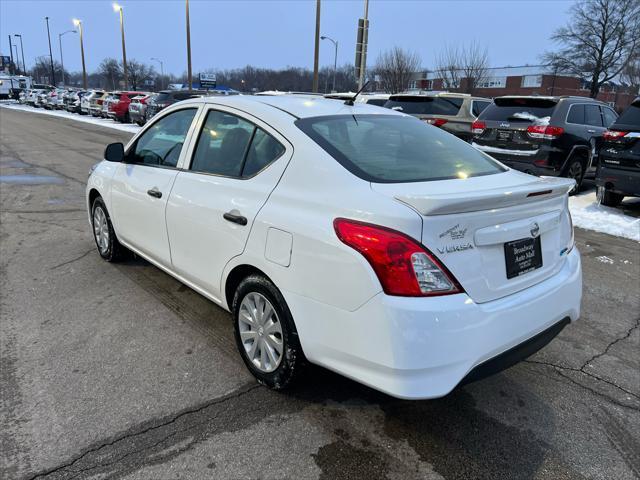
[232,274,304,390]
[596,186,623,207]
[91,196,129,262]
[564,157,586,195]
[124,112,131,124]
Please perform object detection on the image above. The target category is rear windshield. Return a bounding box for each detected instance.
[479,97,558,122]
[296,114,506,183]
[616,102,640,127]
[384,96,463,115]
[365,99,387,106]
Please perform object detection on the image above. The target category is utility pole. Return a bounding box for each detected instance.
[113,3,128,89]
[14,35,26,76]
[151,57,164,90]
[357,0,369,90]
[73,19,87,89]
[312,0,321,92]
[8,35,15,74]
[58,30,76,87]
[186,0,192,91]
[45,17,56,85]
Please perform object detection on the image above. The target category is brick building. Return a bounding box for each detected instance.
[407,65,638,112]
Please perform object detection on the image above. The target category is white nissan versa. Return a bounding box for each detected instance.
[86,95,582,399]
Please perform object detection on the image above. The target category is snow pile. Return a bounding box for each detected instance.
[569,190,640,241]
[0,102,141,134]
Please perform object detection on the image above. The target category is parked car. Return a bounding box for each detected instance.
[34,90,50,108]
[128,93,153,126]
[82,90,101,115]
[101,92,117,118]
[43,88,63,109]
[595,98,640,206]
[66,90,87,113]
[106,91,150,123]
[87,95,581,399]
[355,93,390,106]
[471,96,618,192]
[145,90,208,121]
[89,91,107,117]
[384,92,491,141]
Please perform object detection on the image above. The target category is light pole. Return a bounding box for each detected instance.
[321,35,337,93]
[13,34,26,76]
[113,3,128,90]
[151,57,164,90]
[12,44,20,74]
[186,0,192,91]
[58,30,76,86]
[73,19,87,89]
[312,0,321,92]
[45,17,56,85]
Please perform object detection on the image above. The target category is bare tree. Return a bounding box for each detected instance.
[435,42,489,93]
[620,51,640,94]
[97,58,122,90]
[374,47,421,94]
[543,0,640,98]
[30,56,66,85]
[126,59,155,91]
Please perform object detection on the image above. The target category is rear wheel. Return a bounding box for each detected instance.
[232,274,304,390]
[596,186,623,207]
[564,157,585,195]
[91,197,129,262]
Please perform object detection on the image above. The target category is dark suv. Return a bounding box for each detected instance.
[145,90,208,121]
[471,96,618,191]
[595,98,640,206]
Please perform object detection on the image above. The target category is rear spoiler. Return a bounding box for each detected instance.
[395,176,575,216]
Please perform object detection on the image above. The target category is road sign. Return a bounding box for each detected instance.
[199,73,216,89]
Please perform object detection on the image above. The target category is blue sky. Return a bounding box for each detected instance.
[1,0,574,75]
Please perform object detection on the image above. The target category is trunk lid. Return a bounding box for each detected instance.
[372,170,575,303]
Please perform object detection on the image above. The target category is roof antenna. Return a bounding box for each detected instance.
[344,81,370,106]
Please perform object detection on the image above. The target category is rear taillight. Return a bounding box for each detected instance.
[471,120,486,135]
[603,130,628,141]
[526,125,564,140]
[425,118,448,127]
[333,218,462,297]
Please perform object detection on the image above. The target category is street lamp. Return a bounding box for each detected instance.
[186,0,192,91]
[13,35,26,76]
[321,35,338,93]
[73,19,87,89]
[113,3,128,90]
[45,17,56,85]
[58,30,76,86]
[12,44,20,74]
[151,57,164,90]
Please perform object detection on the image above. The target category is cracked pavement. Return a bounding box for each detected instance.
[1,107,639,480]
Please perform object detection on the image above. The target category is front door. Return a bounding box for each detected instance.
[110,107,199,265]
[166,107,292,301]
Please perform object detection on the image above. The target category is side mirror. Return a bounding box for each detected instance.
[104,142,125,162]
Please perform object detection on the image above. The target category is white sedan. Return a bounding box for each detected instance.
[86,95,582,399]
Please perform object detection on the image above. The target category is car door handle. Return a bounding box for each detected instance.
[587,129,596,133]
[147,188,162,199]
[223,212,248,226]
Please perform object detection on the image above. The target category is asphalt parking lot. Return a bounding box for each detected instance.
[1,107,639,480]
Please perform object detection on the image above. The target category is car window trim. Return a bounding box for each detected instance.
[184,106,287,180]
[564,102,604,126]
[124,106,200,170]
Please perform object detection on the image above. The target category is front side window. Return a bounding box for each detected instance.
[127,108,197,167]
[296,114,506,183]
[602,107,618,127]
[191,110,285,177]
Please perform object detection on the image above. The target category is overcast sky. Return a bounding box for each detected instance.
[1,0,574,75]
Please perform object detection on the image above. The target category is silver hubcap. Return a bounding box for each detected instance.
[93,206,110,254]
[238,292,283,373]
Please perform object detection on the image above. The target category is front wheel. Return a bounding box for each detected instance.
[91,197,129,262]
[596,186,623,207]
[232,275,304,390]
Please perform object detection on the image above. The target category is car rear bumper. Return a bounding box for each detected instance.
[596,165,640,197]
[283,248,581,399]
[472,142,561,176]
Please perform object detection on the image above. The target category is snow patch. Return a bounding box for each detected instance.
[595,256,614,264]
[0,102,141,134]
[569,191,640,242]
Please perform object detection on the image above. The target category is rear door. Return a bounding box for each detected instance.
[165,106,292,300]
[110,107,200,265]
[600,101,640,172]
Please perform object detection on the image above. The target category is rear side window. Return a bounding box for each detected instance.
[384,96,463,115]
[296,114,506,183]
[479,98,557,122]
[616,102,640,126]
[567,104,585,124]
[190,110,284,177]
[602,108,617,127]
[472,100,491,117]
[585,104,603,126]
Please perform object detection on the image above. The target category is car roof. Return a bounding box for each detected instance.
[494,95,609,105]
[180,94,405,119]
